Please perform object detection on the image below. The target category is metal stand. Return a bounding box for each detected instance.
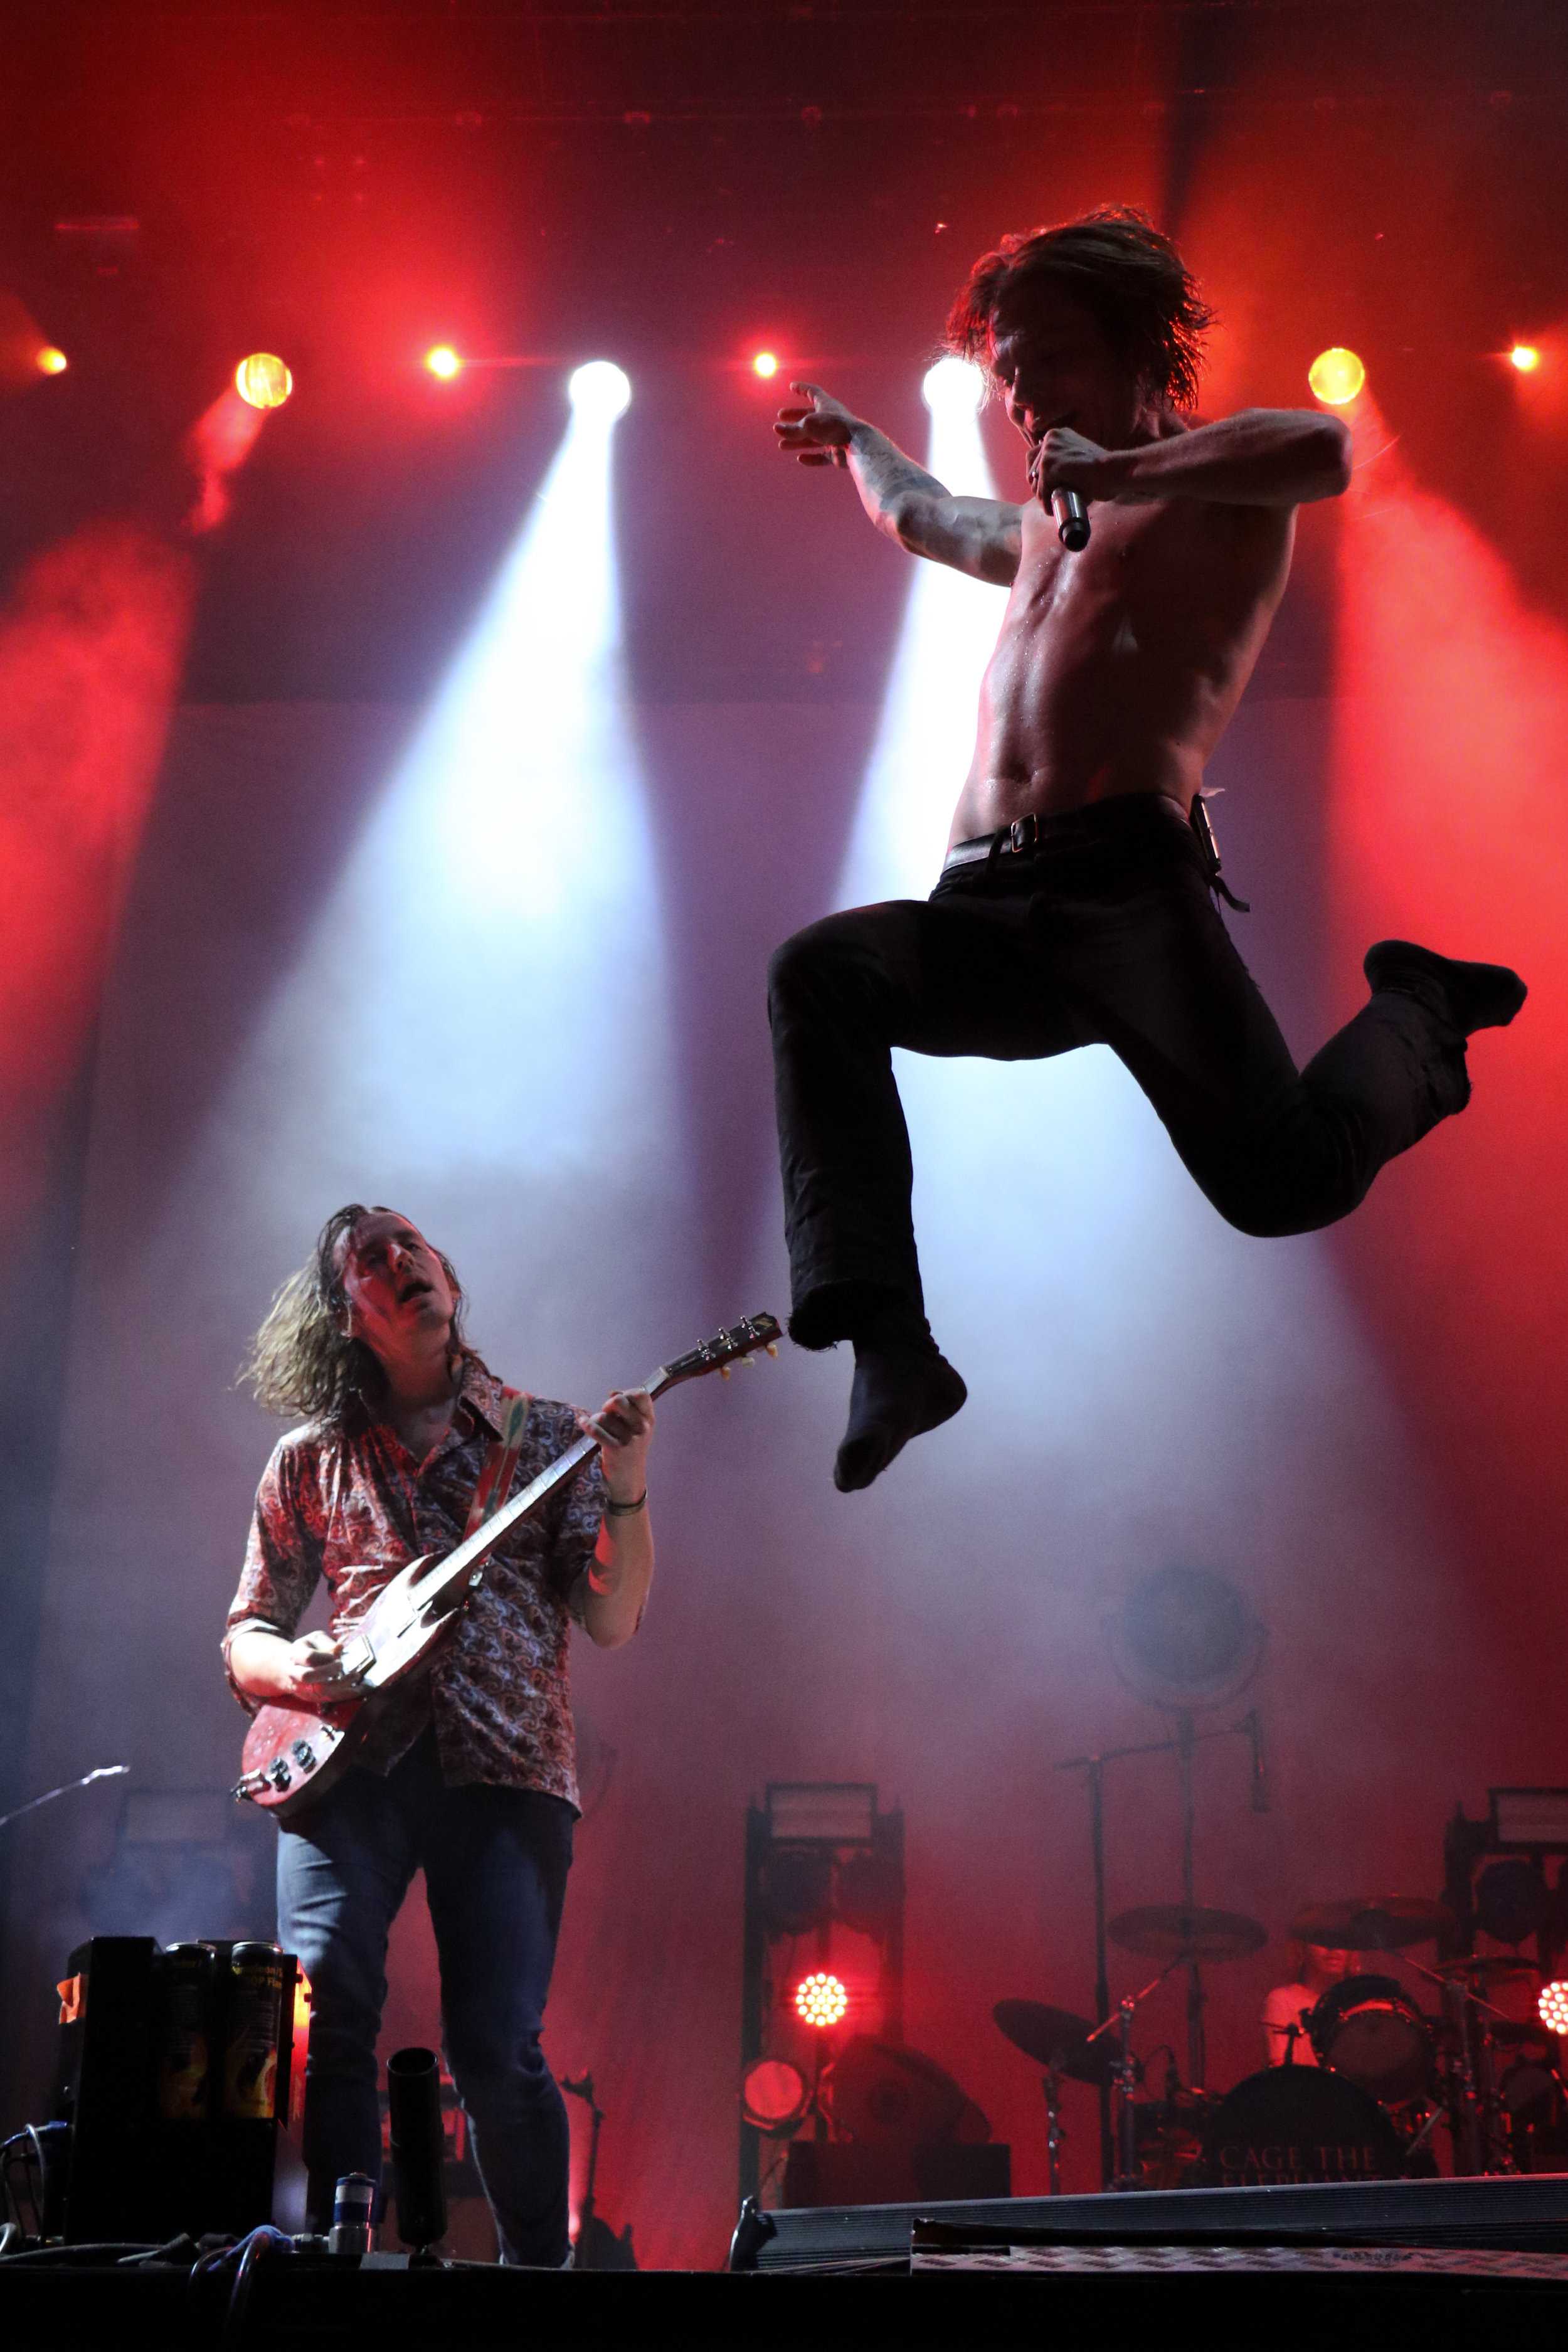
[1083,1964,1178,2191]
[1042,2063,1064,2196]
[1057,1710,1256,2184]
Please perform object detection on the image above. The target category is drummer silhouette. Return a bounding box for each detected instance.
[1262,1942,1364,2067]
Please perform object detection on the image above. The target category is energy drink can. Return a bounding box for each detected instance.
[157,1941,215,2122]
[222,1941,286,2122]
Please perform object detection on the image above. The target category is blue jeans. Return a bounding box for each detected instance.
[275,1729,575,2264]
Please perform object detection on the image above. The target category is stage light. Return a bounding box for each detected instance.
[922,356,984,414]
[761,1847,834,1937]
[1510,344,1542,374]
[36,346,67,376]
[1308,347,1366,407]
[568,360,632,420]
[794,1971,849,2029]
[1539,1982,1568,2035]
[425,345,463,380]
[740,2056,808,2133]
[753,351,780,379]
[235,353,293,410]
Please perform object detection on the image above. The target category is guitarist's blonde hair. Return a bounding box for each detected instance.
[239,1202,477,1423]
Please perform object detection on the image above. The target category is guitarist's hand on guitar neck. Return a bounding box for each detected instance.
[575,1386,655,1504]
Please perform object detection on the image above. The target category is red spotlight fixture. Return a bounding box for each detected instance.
[752,351,780,379]
[234,353,293,410]
[36,346,67,376]
[1308,347,1366,407]
[1510,344,1542,374]
[793,1971,848,2029]
[1539,1981,1568,2035]
[740,2057,808,2134]
[425,344,464,380]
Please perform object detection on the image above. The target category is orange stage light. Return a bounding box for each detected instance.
[1308,347,1366,407]
[425,345,464,380]
[1510,344,1542,374]
[36,346,67,376]
[752,351,780,379]
[793,1970,848,2029]
[234,353,293,410]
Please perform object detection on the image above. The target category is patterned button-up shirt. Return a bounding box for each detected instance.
[223,1361,605,1811]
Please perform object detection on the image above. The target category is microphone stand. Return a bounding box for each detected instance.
[1056,1710,1257,2186]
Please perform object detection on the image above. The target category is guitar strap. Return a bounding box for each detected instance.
[463,1386,532,1537]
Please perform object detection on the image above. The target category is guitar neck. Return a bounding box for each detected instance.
[444,1364,673,1579]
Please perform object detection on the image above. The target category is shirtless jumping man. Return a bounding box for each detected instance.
[768,208,1525,1491]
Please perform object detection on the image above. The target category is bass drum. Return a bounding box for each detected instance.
[1308,1973,1434,2104]
[1204,2066,1404,2188]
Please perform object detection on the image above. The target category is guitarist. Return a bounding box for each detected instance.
[223,1203,656,2265]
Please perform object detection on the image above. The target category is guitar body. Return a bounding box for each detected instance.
[231,1314,781,1823]
[233,1549,481,1820]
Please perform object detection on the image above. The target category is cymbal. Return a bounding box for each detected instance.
[1435,1954,1542,1983]
[1290,1897,1456,1953]
[1109,1904,1268,1963]
[992,2000,1120,2087]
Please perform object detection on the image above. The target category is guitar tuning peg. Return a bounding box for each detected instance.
[765,1342,779,1357]
[719,1364,731,1379]
[736,1353,755,1369]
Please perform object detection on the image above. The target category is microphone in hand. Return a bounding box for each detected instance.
[1049,488,1091,551]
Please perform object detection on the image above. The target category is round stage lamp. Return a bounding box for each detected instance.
[568,360,632,420]
[1475,1857,1549,1947]
[793,1970,849,2030]
[36,345,67,376]
[425,344,463,380]
[740,2057,808,2134]
[1108,1563,1266,1711]
[752,351,780,379]
[923,356,984,413]
[235,352,294,410]
[1510,344,1542,374]
[760,1846,834,1937]
[1307,347,1365,407]
[1539,1981,1568,2035]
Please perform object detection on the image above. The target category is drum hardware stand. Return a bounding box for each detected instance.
[1408,1954,1517,2175]
[1041,2062,1064,2197]
[1084,1964,1178,2192]
[1057,1709,1259,2184]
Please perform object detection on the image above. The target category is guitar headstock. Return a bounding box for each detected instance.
[657,1313,783,1391]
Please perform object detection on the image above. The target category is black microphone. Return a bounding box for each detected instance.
[1050,488,1091,551]
[1246,1708,1270,1814]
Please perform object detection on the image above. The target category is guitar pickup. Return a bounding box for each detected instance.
[337,1633,374,1680]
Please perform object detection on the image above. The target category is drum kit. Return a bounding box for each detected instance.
[995,1892,1568,2191]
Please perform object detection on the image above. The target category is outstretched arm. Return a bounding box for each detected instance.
[1037,408,1351,511]
[775,382,1021,586]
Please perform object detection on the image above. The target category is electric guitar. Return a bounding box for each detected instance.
[232,1313,781,1821]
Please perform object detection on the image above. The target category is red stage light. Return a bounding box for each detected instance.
[234,353,293,410]
[36,346,67,376]
[752,351,780,379]
[425,345,464,380]
[1539,1981,1568,2034]
[740,2056,808,2132]
[1510,344,1542,374]
[1308,347,1366,407]
[793,1971,848,2029]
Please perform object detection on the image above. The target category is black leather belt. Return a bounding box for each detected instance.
[940,793,1249,911]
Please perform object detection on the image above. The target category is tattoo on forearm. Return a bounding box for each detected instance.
[846,423,948,511]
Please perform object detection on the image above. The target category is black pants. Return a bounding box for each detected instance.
[768,792,1468,1347]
